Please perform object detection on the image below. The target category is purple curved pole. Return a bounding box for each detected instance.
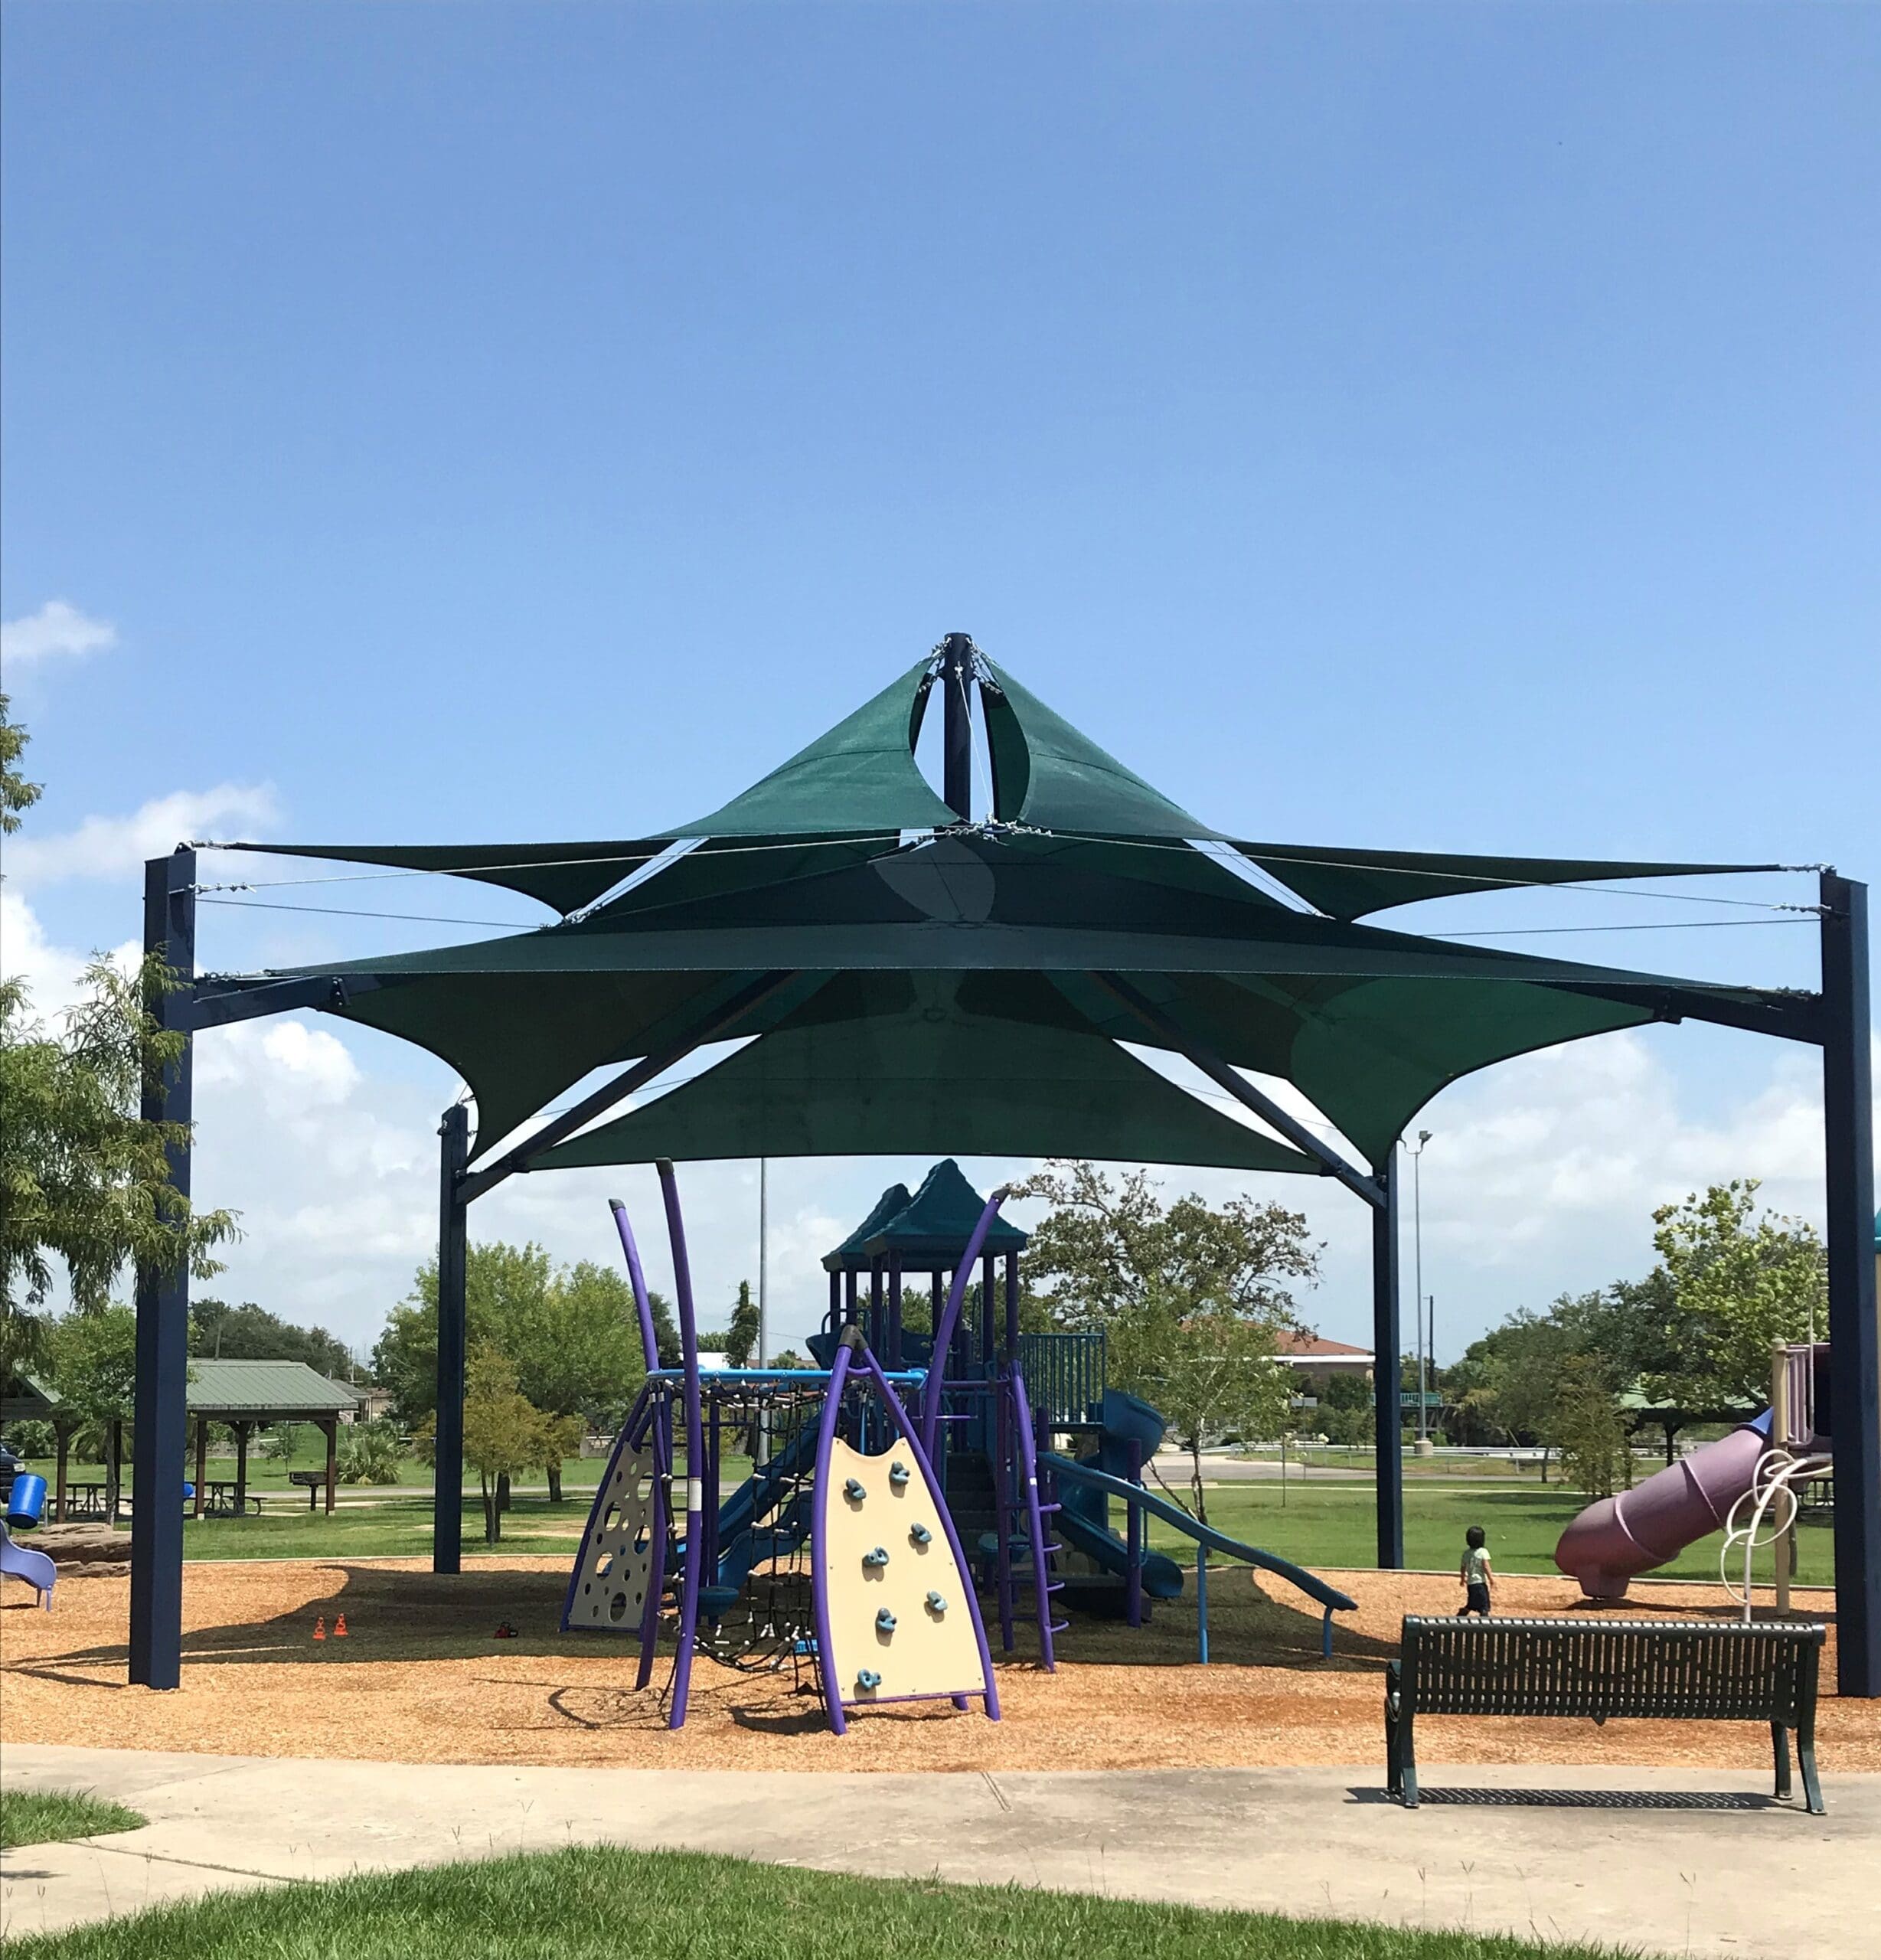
[1007,1364,1057,1672]
[808,1337,856,1736]
[609,1197,662,1373]
[658,1160,705,1729]
[855,1341,1000,1721]
[919,1187,1009,1459]
[635,1395,671,1689]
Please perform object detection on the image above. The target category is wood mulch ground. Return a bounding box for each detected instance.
[3,1559,1872,1776]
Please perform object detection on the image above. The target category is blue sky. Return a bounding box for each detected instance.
[4,3,1876,1360]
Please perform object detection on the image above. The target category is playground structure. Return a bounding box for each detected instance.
[109,634,1877,1702]
[1554,1342,1837,1614]
[565,1157,1356,1730]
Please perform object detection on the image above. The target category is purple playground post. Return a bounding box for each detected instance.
[1555,1416,1771,1599]
[609,1197,664,1374]
[658,1160,706,1729]
[853,1341,1000,1722]
[993,1375,1017,1651]
[808,1338,857,1736]
[920,1187,1010,1459]
[1007,1364,1057,1672]
[635,1396,671,1690]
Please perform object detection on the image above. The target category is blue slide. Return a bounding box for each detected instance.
[1042,1452,1357,1621]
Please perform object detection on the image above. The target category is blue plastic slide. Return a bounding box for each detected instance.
[0,1520,55,1610]
[1041,1452,1357,1622]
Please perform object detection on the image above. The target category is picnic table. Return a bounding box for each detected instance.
[201,1480,264,1517]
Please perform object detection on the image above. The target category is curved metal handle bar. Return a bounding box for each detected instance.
[657,1159,705,1729]
[609,1198,662,1375]
[919,1187,1010,1461]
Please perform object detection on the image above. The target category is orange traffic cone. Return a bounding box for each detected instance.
[334,1614,348,1638]
[313,1615,327,1641]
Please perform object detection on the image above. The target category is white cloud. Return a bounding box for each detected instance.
[2,599,118,669]
[5,783,279,887]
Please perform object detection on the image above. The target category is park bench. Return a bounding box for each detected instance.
[1386,1616,1826,1814]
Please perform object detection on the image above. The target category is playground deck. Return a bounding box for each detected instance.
[5,1560,1877,1776]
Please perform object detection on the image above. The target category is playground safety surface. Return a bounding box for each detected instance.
[5,1560,1876,1774]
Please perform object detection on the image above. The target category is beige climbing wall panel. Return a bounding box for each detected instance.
[567,1433,658,1632]
[817,1436,986,1706]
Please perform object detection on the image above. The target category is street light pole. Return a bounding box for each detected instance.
[756,1158,770,1468]
[1409,1131,1432,1442]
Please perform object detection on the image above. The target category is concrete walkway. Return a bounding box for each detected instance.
[2,1746,1874,1955]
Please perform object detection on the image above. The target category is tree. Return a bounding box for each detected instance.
[461,1343,553,1543]
[1016,1161,1320,1334]
[42,1304,139,1514]
[1647,1181,1827,1406]
[191,1299,353,1380]
[374,1241,651,1432]
[1109,1289,1292,1525]
[1552,1354,1634,1498]
[1314,1371,1374,1446]
[727,1281,761,1367]
[0,701,238,1370]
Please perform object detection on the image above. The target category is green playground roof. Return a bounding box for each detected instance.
[821,1160,1028,1273]
[214,647,1801,1178]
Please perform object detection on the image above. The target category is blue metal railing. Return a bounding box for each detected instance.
[1015,1332,1105,1427]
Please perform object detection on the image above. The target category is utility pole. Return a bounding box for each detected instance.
[756,1157,770,1467]
[1409,1131,1432,1441]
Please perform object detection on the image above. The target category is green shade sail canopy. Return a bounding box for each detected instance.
[211,642,1802,1178]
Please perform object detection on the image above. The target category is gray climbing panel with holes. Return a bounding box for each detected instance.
[563,1431,659,1632]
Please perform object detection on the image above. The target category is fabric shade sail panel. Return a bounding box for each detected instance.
[527,973,1323,1176]
[204,645,1803,1174]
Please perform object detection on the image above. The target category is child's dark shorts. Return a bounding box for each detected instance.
[1458,1583,1491,1617]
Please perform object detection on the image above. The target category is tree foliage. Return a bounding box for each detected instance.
[1110,1290,1292,1524]
[191,1298,353,1380]
[373,1240,650,1432]
[1646,1181,1826,1405]
[1014,1161,1320,1333]
[461,1343,554,1542]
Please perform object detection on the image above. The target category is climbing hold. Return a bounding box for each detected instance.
[843,1477,867,1502]
[889,1461,911,1488]
[333,1613,348,1638]
[925,1591,948,1615]
[312,1615,326,1642]
[856,1669,882,1691]
[909,1523,932,1547]
[876,1609,897,1633]
[862,1546,890,1569]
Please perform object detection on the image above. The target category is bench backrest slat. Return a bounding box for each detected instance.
[1399,1618,1822,1723]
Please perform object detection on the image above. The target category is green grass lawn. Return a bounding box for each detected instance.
[118,1475,1829,1589]
[21,1448,618,1495]
[0,1843,1632,1960]
[1134,1479,1833,1586]
[0,1790,146,1851]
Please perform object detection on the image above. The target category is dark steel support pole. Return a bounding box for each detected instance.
[828,1270,841,1336]
[888,1254,903,1369]
[1822,872,1879,1697]
[433,1102,470,1575]
[130,848,195,1690]
[1372,1154,1405,1570]
[1004,1250,1021,1359]
[941,632,974,821]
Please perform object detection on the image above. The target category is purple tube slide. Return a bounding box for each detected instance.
[1553,1413,1770,1600]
